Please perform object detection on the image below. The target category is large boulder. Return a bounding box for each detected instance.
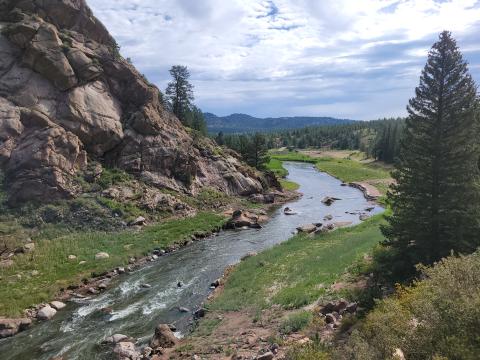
[113,341,141,360]
[0,318,32,338]
[225,210,262,229]
[37,305,57,320]
[149,324,179,349]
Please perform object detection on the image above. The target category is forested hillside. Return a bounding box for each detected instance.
[221,118,405,164]
[205,113,354,134]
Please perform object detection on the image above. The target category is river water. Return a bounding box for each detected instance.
[0,162,383,360]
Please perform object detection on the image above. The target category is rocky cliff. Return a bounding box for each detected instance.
[0,0,264,206]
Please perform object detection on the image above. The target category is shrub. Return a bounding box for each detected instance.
[340,251,480,360]
[280,311,313,334]
[97,168,133,189]
[286,340,330,360]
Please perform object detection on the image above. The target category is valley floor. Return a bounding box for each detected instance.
[167,215,385,359]
[165,153,393,359]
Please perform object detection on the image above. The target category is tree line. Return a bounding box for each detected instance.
[217,117,405,167]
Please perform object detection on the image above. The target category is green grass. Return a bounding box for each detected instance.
[97,167,134,189]
[193,317,223,337]
[286,341,331,360]
[266,158,289,177]
[280,180,300,191]
[280,311,313,334]
[0,212,226,317]
[210,215,385,312]
[314,158,390,183]
[266,157,300,191]
[270,151,391,184]
[269,152,318,164]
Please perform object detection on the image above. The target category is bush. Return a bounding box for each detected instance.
[97,168,133,189]
[286,340,330,360]
[340,251,480,360]
[280,311,313,334]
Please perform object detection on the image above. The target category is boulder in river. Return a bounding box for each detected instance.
[359,214,370,221]
[323,214,333,221]
[149,324,179,349]
[50,301,66,310]
[210,278,221,288]
[296,224,317,233]
[193,307,206,319]
[37,305,57,320]
[225,210,264,229]
[321,196,341,206]
[0,318,32,338]
[284,207,297,215]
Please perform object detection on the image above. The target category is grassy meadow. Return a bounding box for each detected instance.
[269,150,391,184]
[0,212,226,317]
[210,214,385,312]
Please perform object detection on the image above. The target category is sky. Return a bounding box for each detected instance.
[88,0,480,120]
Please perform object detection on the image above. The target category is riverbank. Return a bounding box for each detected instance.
[0,185,300,340]
[269,149,393,203]
[0,213,227,318]
[1,161,376,358]
[164,155,390,358]
[167,214,386,359]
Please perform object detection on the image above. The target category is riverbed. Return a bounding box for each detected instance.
[0,161,383,360]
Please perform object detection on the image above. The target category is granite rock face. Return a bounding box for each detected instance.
[0,0,264,206]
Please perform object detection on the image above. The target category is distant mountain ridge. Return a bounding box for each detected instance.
[204,113,355,134]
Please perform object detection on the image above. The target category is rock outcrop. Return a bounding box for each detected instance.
[0,0,264,206]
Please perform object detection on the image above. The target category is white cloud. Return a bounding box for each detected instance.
[88,0,480,119]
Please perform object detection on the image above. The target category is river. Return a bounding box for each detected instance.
[0,161,383,360]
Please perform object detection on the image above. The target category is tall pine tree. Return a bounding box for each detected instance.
[165,65,194,125]
[381,31,480,280]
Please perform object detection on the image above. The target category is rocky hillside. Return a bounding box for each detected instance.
[0,0,264,207]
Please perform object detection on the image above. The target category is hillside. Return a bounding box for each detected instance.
[0,0,265,208]
[204,112,354,134]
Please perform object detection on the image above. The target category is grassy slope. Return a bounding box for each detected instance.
[265,157,301,191]
[270,151,391,185]
[210,214,385,312]
[0,212,225,317]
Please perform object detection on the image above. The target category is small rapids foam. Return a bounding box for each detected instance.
[109,303,141,321]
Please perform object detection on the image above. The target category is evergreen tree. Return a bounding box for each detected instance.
[185,106,207,135]
[165,65,194,125]
[381,31,480,280]
[215,131,225,146]
[247,133,270,170]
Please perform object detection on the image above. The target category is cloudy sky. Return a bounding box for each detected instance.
[89,0,480,120]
